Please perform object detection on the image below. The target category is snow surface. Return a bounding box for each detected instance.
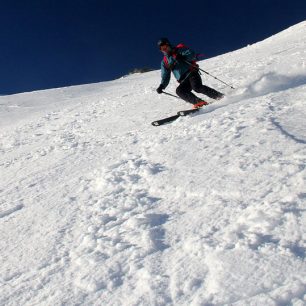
[1,21,306,306]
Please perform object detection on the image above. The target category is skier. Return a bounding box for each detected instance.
[156,38,224,108]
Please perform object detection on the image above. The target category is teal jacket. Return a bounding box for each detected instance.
[160,44,197,89]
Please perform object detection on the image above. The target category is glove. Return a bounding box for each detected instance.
[175,53,186,62]
[156,84,164,94]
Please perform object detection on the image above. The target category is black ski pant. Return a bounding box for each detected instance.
[176,71,223,104]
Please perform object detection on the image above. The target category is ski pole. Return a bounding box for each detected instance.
[184,60,235,90]
[161,91,181,99]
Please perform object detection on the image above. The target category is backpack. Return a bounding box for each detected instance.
[163,43,201,70]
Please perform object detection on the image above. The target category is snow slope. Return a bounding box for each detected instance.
[1,21,306,306]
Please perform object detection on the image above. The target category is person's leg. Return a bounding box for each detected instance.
[176,78,199,104]
[189,72,224,99]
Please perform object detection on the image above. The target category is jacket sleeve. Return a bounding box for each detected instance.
[160,60,171,89]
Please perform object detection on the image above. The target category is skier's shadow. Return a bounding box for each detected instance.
[271,118,306,144]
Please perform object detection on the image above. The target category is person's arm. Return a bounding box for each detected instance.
[160,60,171,89]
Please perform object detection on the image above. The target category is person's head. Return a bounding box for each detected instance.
[158,37,172,55]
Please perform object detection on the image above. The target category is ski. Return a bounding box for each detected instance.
[151,108,200,126]
[151,114,180,126]
[177,108,200,116]
[151,99,221,126]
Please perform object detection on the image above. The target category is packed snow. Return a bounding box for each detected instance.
[1,21,306,305]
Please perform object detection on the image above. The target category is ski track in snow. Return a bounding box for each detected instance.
[1,22,306,305]
[0,204,24,219]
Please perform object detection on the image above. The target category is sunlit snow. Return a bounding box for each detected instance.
[1,22,306,305]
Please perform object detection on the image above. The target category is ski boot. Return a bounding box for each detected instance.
[192,100,209,109]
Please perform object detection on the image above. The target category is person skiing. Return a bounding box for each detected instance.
[156,38,224,108]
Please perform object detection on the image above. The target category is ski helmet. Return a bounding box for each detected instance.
[157,37,171,48]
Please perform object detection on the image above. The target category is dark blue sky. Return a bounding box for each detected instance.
[0,0,305,95]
